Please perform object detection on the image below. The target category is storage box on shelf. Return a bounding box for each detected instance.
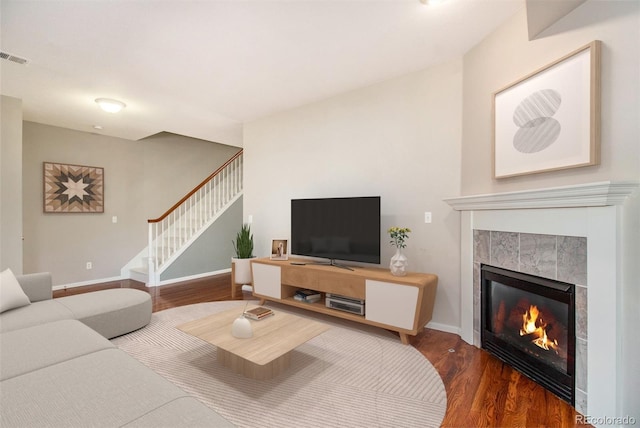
[250,257,438,344]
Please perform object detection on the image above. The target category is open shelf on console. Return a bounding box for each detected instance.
[280,296,366,323]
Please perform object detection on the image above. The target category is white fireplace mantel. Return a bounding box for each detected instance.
[444,180,639,422]
[443,180,639,211]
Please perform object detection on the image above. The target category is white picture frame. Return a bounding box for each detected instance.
[270,239,289,260]
[493,41,601,179]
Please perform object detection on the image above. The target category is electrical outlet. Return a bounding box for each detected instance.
[424,212,432,223]
[86,262,93,270]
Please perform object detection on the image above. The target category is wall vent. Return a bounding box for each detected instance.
[0,51,29,65]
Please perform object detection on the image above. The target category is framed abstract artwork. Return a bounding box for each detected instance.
[493,40,601,179]
[43,162,104,213]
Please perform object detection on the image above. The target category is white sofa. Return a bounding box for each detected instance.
[0,271,233,427]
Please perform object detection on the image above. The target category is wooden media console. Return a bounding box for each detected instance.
[250,257,438,344]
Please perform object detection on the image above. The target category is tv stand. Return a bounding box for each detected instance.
[250,257,438,344]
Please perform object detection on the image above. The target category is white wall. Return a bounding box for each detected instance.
[244,59,462,331]
[460,1,640,419]
[0,95,23,272]
[461,1,639,195]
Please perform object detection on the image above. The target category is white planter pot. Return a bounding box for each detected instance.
[232,257,254,285]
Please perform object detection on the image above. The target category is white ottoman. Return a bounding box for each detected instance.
[56,288,152,338]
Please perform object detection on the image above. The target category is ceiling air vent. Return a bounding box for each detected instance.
[0,51,29,65]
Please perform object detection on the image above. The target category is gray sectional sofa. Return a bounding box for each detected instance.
[0,272,233,427]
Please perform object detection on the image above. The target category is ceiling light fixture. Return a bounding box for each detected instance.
[95,98,126,113]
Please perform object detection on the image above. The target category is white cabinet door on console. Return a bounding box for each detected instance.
[365,280,418,330]
[251,263,281,299]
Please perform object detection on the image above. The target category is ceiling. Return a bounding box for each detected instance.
[1,0,524,146]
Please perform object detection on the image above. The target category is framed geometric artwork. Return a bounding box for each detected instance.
[43,162,104,213]
[493,40,601,179]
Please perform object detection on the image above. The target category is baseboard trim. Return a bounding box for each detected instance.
[154,268,232,287]
[53,276,124,291]
[53,268,233,291]
[425,321,461,336]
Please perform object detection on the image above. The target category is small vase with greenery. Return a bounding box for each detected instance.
[388,227,410,276]
[232,223,254,285]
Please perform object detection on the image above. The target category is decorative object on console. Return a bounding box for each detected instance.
[270,239,288,260]
[231,223,255,286]
[390,249,408,277]
[43,162,104,213]
[493,40,601,178]
[388,227,411,276]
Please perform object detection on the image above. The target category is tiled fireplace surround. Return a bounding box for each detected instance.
[473,230,588,411]
[445,181,639,420]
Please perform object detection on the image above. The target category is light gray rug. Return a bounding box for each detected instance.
[112,301,447,428]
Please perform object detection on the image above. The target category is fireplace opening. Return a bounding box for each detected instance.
[481,265,575,405]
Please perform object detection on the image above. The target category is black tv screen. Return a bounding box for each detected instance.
[291,196,381,264]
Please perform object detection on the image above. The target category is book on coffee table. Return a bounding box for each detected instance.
[244,306,274,320]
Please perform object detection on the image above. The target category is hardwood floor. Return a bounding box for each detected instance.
[54,273,592,427]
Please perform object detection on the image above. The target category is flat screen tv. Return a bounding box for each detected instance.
[291,196,381,266]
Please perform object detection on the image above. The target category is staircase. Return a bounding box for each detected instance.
[126,150,243,286]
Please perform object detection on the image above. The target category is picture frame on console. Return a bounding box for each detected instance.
[492,40,601,179]
[270,239,288,260]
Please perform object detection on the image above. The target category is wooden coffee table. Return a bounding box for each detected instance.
[177,305,329,380]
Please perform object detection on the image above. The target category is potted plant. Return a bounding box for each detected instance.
[232,223,255,285]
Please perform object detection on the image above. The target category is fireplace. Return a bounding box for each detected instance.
[445,181,639,418]
[481,264,575,405]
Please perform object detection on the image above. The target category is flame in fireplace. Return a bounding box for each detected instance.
[520,305,559,353]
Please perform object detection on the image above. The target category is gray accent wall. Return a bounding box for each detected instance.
[161,196,242,281]
[0,95,23,272]
[21,122,240,285]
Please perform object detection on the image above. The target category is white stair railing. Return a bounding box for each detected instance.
[147,150,243,285]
